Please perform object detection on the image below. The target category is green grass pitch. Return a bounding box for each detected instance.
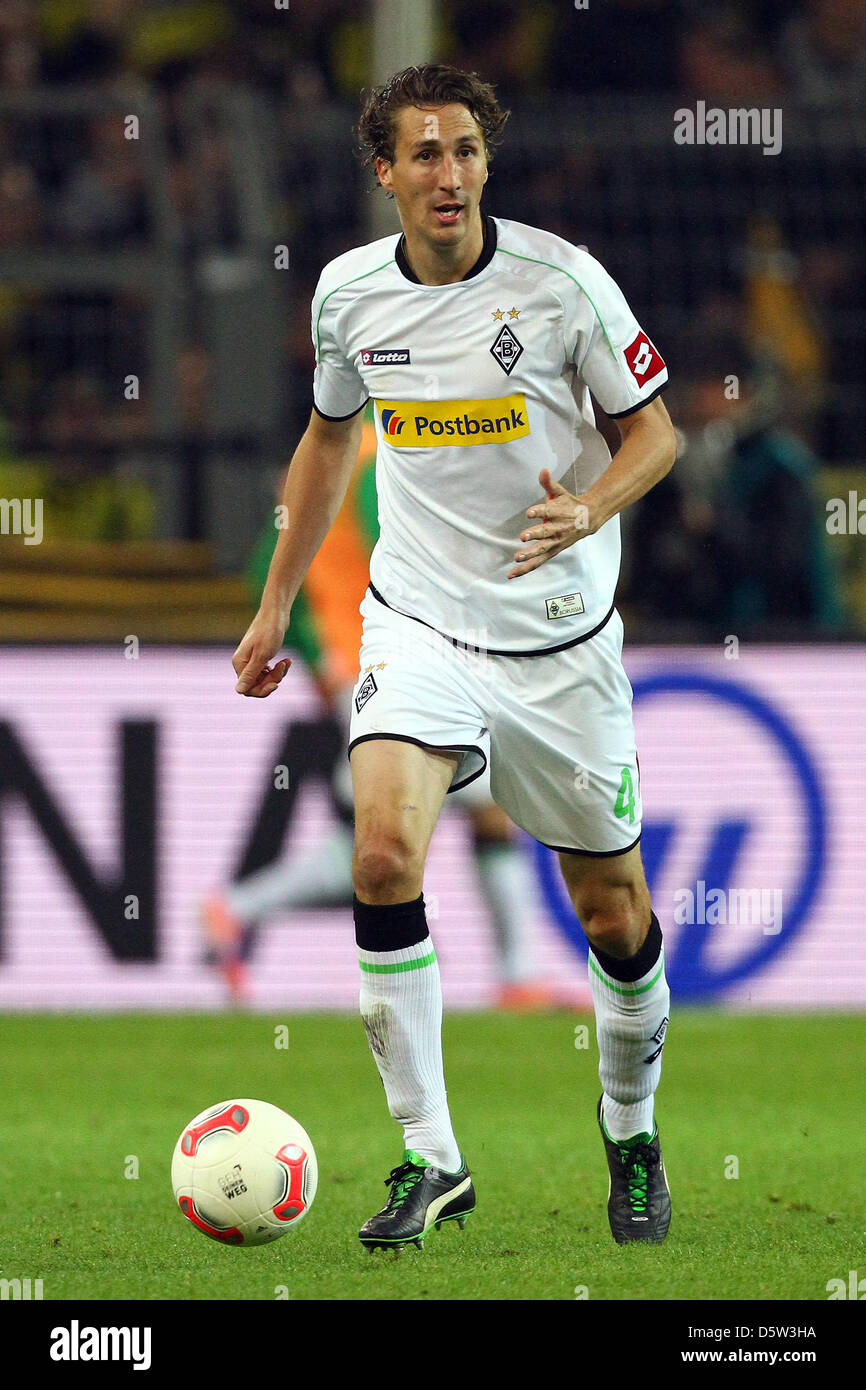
[1,1011,862,1301]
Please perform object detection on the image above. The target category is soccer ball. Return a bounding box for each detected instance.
[171,1098,317,1247]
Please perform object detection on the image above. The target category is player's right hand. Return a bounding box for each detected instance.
[233,611,292,697]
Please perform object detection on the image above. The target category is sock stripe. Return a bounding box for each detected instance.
[589,951,666,996]
[358,949,437,975]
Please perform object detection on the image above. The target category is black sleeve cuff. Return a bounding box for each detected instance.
[606,380,669,420]
[313,399,369,422]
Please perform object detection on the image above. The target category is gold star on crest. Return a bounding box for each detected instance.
[492,308,504,320]
[509,307,520,319]
[376,662,387,670]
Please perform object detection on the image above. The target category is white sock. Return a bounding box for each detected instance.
[358,933,461,1171]
[589,917,670,1141]
[227,824,355,920]
[474,840,536,984]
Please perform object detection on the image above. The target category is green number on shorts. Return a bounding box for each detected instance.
[614,767,636,825]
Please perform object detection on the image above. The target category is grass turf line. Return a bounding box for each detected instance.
[0,1012,862,1301]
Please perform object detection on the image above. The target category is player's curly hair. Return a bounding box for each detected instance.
[357,63,510,194]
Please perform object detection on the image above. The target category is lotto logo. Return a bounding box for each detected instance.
[624,331,665,382]
[362,348,411,365]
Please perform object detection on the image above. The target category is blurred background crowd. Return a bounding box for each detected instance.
[1,0,864,640]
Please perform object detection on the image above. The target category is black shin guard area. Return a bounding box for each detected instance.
[353,893,429,952]
[589,911,663,983]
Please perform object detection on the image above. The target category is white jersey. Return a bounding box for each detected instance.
[311,214,668,655]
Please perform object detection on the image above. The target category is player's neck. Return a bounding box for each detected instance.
[400,214,486,286]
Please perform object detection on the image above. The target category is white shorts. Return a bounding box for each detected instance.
[332,678,494,813]
[348,588,642,855]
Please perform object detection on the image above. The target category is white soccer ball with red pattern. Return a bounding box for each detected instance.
[171,1098,317,1247]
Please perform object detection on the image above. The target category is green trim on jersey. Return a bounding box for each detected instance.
[497,246,618,365]
[314,260,394,359]
[319,244,622,366]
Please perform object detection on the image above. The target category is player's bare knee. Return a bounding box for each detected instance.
[569,879,651,958]
[581,908,647,959]
[352,834,423,903]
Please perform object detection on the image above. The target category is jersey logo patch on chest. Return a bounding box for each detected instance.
[490,323,524,376]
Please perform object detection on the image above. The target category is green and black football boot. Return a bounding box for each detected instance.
[359,1149,475,1251]
[597,1096,671,1244]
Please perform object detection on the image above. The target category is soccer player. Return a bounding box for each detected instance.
[232,64,677,1249]
[205,410,585,1012]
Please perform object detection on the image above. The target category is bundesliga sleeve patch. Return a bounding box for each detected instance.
[624,331,666,384]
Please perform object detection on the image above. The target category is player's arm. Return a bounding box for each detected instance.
[510,397,676,579]
[233,407,365,696]
[510,249,679,578]
[582,395,676,530]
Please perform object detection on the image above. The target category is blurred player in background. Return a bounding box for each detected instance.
[231,65,677,1250]
[203,405,581,1012]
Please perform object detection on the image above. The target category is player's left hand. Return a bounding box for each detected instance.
[508,469,592,579]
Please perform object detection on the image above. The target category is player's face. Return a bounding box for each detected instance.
[377,103,488,248]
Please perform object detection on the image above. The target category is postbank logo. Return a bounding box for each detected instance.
[375,395,530,447]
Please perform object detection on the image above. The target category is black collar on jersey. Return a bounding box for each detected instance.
[395,212,497,284]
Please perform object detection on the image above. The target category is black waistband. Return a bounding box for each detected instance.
[367,581,615,658]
